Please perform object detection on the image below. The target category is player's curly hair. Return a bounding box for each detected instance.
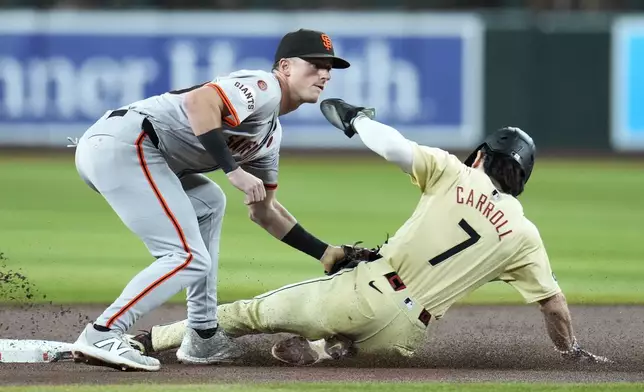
[482,151,526,197]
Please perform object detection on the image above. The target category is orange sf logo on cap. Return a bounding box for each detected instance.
[321,34,333,51]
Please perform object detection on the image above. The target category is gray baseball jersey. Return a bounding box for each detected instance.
[127,69,283,187]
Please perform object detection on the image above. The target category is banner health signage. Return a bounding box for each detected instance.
[0,11,484,149]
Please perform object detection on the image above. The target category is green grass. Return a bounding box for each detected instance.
[0,154,642,305]
[2,383,644,392]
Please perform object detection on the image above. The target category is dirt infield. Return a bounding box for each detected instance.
[1,304,643,385]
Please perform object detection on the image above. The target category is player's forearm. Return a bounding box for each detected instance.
[272,200,297,230]
[539,293,575,352]
[251,201,297,239]
[250,200,329,260]
[352,116,414,173]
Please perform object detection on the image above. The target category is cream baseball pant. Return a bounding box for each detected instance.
[150,258,430,357]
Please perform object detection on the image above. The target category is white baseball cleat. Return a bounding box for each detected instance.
[271,335,354,366]
[70,323,160,372]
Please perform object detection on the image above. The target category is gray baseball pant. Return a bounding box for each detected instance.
[74,110,223,333]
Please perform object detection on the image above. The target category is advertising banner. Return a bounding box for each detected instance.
[0,11,484,148]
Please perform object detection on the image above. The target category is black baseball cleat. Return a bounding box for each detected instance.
[125,330,153,355]
[320,99,375,138]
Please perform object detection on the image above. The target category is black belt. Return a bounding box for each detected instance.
[384,271,432,327]
[107,109,159,149]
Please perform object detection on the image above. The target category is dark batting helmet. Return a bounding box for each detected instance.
[464,126,536,193]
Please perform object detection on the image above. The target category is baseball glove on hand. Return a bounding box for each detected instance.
[320,98,376,139]
[325,241,382,276]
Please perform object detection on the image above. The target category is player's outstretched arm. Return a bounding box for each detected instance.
[538,293,612,363]
[352,116,414,174]
[248,190,298,239]
[248,190,345,269]
[319,99,413,174]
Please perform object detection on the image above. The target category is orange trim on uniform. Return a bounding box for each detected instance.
[105,131,194,328]
[207,83,240,127]
[222,117,237,128]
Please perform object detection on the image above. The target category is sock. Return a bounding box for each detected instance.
[195,327,218,339]
[93,323,111,332]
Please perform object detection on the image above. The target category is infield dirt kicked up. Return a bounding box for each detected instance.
[0,304,642,385]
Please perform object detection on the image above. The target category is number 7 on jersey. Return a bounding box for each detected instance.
[428,219,480,266]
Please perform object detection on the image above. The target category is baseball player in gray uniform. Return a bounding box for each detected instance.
[69,29,351,372]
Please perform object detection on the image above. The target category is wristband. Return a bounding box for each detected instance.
[281,223,328,260]
[197,128,239,173]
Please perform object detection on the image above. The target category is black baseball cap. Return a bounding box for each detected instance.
[274,29,350,69]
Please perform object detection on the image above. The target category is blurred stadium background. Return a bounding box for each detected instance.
[0,0,642,306]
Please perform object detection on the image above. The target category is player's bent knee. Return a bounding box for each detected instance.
[190,183,227,221]
[178,248,212,278]
[192,252,212,273]
[183,174,227,218]
[203,181,227,212]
